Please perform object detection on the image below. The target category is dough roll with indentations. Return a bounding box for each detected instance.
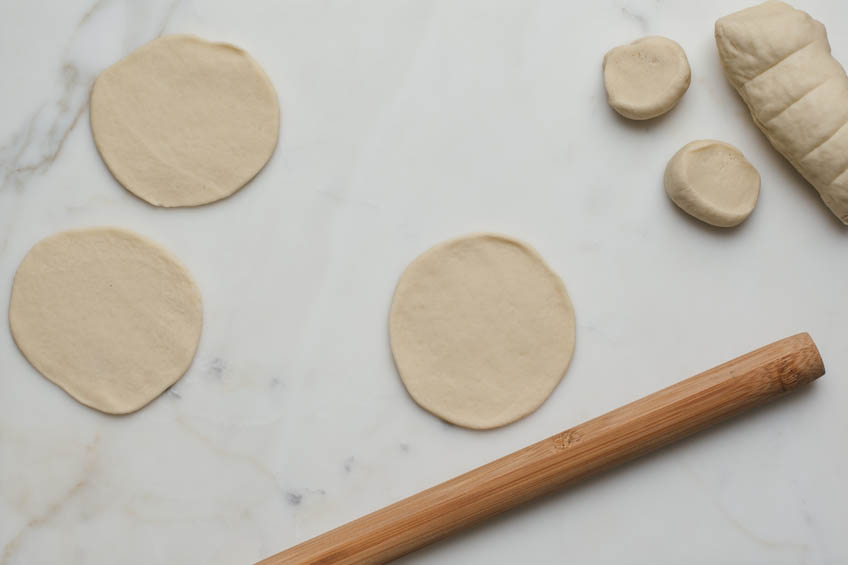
[715,1,848,224]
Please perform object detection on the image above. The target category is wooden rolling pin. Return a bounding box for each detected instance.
[259,333,824,565]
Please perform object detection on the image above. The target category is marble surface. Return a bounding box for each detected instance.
[1,1,847,563]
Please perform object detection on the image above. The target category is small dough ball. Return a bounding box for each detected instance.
[664,140,761,227]
[90,35,280,207]
[603,36,691,120]
[389,234,576,430]
[9,227,203,414]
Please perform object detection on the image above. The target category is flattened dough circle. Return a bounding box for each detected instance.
[603,36,691,120]
[665,139,761,227]
[90,35,279,207]
[389,234,576,430]
[9,227,203,414]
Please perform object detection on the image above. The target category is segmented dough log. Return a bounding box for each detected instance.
[715,1,848,223]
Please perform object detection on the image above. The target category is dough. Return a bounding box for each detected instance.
[665,140,761,227]
[90,35,279,207]
[716,1,848,224]
[9,227,203,414]
[389,234,576,430]
[603,36,691,120]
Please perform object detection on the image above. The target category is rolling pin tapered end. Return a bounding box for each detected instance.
[778,332,825,390]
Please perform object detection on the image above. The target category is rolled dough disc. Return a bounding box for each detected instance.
[389,234,576,430]
[9,227,203,414]
[90,34,279,207]
[603,36,691,120]
[665,139,761,227]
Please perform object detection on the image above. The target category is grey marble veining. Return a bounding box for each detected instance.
[1,1,847,564]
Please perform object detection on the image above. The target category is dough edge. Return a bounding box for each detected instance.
[89,34,281,208]
[664,140,761,228]
[8,226,204,415]
[714,1,848,224]
[603,36,692,120]
[388,232,576,430]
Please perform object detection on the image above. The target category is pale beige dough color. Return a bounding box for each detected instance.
[90,34,279,207]
[9,227,203,414]
[716,1,848,223]
[603,36,691,120]
[389,234,576,430]
[665,140,761,227]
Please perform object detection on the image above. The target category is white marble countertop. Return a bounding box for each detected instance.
[2,1,847,563]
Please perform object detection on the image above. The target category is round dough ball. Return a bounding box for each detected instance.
[389,234,576,430]
[9,227,203,414]
[603,36,691,120]
[90,35,279,207]
[665,140,761,227]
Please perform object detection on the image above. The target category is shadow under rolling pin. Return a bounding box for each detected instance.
[258,332,825,565]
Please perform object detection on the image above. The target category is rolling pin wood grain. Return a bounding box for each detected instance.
[259,333,824,565]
